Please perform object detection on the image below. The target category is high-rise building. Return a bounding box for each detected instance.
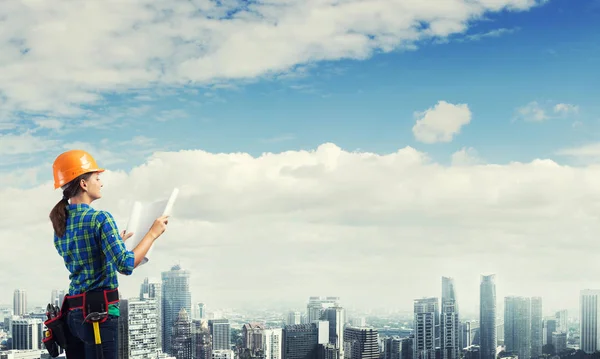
[343,327,379,359]
[192,319,212,359]
[148,280,163,351]
[162,265,191,354]
[50,289,66,308]
[198,303,206,319]
[580,289,600,354]
[118,298,129,359]
[321,306,345,359]
[552,332,567,353]
[460,320,479,349]
[172,308,193,359]
[264,328,283,359]
[242,322,265,353]
[382,336,403,359]
[209,318,231,350]
[413,297,438,359]
[307,297,340,323]
[441,277,459,359]
[11,318,42,350]
[543,318,557,346]
[479,274,497,359]
[127,297,160,359]
[555,310,568,335]
[287,311,301,326]
[282,323,319,359]
[531,297,543,358]
[13,289,27,316]
[504,296,531,359]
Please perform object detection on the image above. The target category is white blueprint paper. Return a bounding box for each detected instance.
[124,188,179,266]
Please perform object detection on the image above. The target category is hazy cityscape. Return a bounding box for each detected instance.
[0,265,598,359]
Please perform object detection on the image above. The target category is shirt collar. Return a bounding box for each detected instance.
[67,203,91,211]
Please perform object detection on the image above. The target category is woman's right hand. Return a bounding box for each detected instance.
[149,215,169,240]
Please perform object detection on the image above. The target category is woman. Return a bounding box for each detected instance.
[48,149,169,359]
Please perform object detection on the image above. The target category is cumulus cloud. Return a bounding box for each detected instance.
[1,143,598,314]
[412,101,472,144]
[0,0,545,119]
[451,147,484,166]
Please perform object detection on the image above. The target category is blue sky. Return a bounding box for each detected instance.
[1,0,598,176]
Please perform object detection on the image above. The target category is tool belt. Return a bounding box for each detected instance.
[43,288,119,357]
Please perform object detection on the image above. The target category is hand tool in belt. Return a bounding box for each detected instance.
[65,289,119,359]
[85,311,108,359]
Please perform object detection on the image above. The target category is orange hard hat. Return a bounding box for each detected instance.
[52,150,105,189]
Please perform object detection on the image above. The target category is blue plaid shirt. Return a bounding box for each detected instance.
[54,203,135,296]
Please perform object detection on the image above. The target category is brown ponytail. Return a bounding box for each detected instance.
[49,172,94,237]
[49,198,70,237]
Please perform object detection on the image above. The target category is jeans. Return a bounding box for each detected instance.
[65,308,119,359]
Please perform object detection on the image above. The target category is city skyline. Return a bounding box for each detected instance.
[1,0,599,320]
[0,271,589,319]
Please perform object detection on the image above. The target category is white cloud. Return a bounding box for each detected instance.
[32,118,63,130]
[461,27,520,42]
[0,143,598,315]
[451,147,484,166]
[516,101,548,122]
[516,101,579,122]
[260,134,296,144]
[0,0,544,119]
[556,143,600,163]
[0,132,59,155]
[412,101,472,144]
[156,109,189,122]
[554,103,579,115]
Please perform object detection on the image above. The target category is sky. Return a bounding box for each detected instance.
[0,0,599,319]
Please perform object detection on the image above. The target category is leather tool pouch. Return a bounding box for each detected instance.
[43,313,68,355]
[42,327,61,357]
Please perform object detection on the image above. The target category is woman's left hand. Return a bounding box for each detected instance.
[120,230,134,241]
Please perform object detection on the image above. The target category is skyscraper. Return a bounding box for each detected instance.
[555,310,568,335]
[479,274,497,359]
[307,297,340,323]
[192,319,212,359]
[287,311,301,326]
[162,265,192,355]
[531,297,543,358]
[140,277,163,350]
[504,296,531,359]
[343,327,379,359]
[209,318,231,350]
[414,297,438,359]
[543,319,557,346]
[127,297,160,359]
[580,289,600,354]
[321,306,345,359]
[283,323,319,359]
[264,328,283,359]
[441,277,460,359]
[197,302,205,319]
[11,318,42,350]
[13,289,27,316]
[242,323,265,353]
[172,308,193,359]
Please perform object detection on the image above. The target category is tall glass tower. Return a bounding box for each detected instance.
[479,274,497,359]
[162,264,192,355]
